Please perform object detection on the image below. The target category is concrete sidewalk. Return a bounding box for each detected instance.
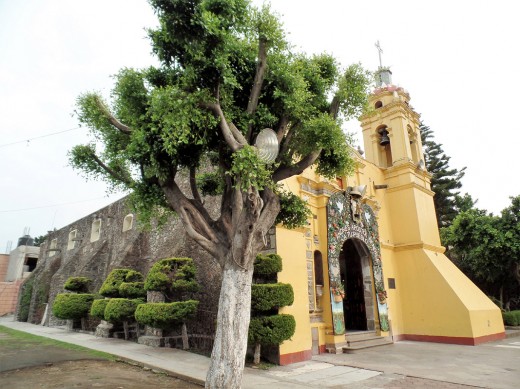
[1,315,519,388]
[0,316,380,388]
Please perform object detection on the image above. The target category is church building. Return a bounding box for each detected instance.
[274,67,505,364]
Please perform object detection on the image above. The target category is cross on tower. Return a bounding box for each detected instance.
[375,40,383,67]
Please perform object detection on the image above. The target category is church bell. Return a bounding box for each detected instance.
[379,129,390,146]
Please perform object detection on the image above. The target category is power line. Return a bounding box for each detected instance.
[0,197,115,213]
[0,127,83,148]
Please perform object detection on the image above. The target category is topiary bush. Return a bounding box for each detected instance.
[503,310,520,326]
[119,282,146,298]
[253,254,282,279]
[90,299,110,320]
[249,314,296,346]
[248,253,295,364]
[52,293,95,320]
[144,258,199,297]
[135,301,199,329]
[104,298,141,323]
[99,269,144,298]
[251,283,294,311]
[64,276,92,293]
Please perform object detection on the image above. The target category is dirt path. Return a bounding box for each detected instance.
[0,326,200,388]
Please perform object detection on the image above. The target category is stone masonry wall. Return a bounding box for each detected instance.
[26,195,223,327]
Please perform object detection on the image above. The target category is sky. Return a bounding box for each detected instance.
[1,0,519,253]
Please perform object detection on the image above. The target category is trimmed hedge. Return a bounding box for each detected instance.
[64,277,92,293]
[119,282,146,298]
[251,283,294,311]
[503,310,520,326]
[135,300,199,329]
[104,298,141,323]
[144,258,199,295]
[52,293,95,320]
[253,254,282,277]
[99,269,144,297]
[90,299,110,319]
[248,314,296,345]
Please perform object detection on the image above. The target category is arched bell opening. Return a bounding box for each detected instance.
[376,125,392,168]
[338,238,376,331]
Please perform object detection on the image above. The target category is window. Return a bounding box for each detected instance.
[90,219,102,242]
[49,238,57,257]
[374,100,383,109]
[67,230,77,250]
[122,214,134,232]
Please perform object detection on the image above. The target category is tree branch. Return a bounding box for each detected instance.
[229,122,248,145]
[275,115,289,143]
[272,150,321,182]
[201,102,243,151]
[189,165,203,205]
[91,153,133,186]
[161,181,226,264]
[246,38,268,141]
[329,95,341,120]
[94,95,132,134]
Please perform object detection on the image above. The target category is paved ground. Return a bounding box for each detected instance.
[1,315,519,388]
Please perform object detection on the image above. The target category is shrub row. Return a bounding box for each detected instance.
[119,282,147,298]
[52,293,95,320]
[99,269,143,297]
[251,283,294,311]
[144,258,199,295]
[134,301,199,329]
[503,310,520,326]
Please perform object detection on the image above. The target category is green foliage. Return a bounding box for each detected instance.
[197,171,224,196]
[18,277,34,322]
[228,145,274,191]
[144,258,199,297]
[275,190,311,229]
[104,298,140,323]
[119,282,147,298]
[251,283,294,311]
[64,277,92,293]
[33,235,47,247]
[90,299,110,320]
[443,196,520,309]
[502,310,520,326]
[253,254,282,277]
[52,294,95,320]
[420,122,467,227]
[99,269,144,298]
[248,314,296,345]
[134,301,199,329]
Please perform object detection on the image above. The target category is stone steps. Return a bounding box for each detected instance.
[342,331,393,354]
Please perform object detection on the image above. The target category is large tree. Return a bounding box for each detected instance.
[442,196,520,309]
[70,1,371,387]
[420,122,467,227]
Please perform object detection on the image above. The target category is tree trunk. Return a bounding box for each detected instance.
[205,257,254,389]
[123,321,129,340]
[253,343,261,365]
[182,322,189,350]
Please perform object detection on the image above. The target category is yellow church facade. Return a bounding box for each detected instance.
[274,73,505,365]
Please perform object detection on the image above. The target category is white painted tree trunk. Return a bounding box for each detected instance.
[253,343,261,365]
[205,258,254,388]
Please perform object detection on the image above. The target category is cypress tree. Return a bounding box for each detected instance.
[420,122,467,227]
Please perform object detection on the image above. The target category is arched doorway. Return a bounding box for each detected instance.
[338,239,375,331]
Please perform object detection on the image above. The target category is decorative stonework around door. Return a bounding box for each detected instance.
[327,191,389,335]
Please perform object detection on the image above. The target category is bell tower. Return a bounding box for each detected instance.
[360,80,424,169]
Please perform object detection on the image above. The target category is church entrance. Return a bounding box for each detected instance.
[338,239,375,331]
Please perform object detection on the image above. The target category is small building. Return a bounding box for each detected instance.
[0,235,39,316]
